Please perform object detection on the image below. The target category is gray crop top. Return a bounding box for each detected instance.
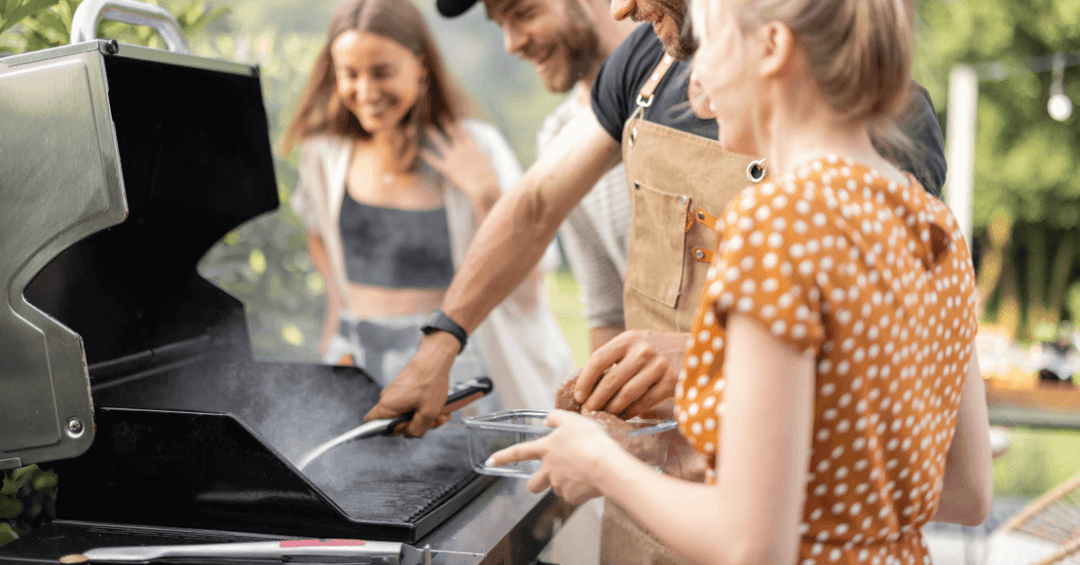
[339,189,455,289]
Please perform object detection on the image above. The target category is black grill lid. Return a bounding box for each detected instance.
[24,51,279,368]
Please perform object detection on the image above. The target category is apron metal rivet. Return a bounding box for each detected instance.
[697,211,704,220]
[747,159,767,183]
[680,196,687,204]
[634,182,640,190]
[695,250,705,259]
[630,128,637,146]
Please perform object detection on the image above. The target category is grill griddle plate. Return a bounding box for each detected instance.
[56,360,495,543]
[303,425,480,524]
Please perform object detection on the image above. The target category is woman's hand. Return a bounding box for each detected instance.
[488,410,619,503]
[420,123,501,220]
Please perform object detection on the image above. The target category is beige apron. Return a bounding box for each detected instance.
[600,55,763,565]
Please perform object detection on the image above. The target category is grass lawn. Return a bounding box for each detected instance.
[545,268,591,368]
[993,427,1080,498]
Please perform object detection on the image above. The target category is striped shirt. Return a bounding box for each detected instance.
[538,84,632,329]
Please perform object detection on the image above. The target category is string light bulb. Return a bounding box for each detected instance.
[1049,53,1073,121]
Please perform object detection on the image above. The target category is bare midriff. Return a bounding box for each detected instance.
[345,283,446,319]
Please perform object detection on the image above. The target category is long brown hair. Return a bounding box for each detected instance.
[279,0,472,167]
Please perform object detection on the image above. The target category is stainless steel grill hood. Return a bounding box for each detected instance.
[0,0,278,470]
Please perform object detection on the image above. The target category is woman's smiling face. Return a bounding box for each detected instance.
[331,30,427,133]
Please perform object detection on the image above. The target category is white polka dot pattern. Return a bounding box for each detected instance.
[675,157,978,564]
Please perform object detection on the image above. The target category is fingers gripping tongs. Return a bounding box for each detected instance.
[296,376,494,471]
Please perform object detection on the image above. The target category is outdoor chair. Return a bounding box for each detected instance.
[987,471,1080,564]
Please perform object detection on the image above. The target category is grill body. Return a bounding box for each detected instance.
[0,40,566,563]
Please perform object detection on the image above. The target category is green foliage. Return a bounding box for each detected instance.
[993,428,1080,497]
[196,28,329,362]
[0,466,58,548]
[0,0,227,53]
[0,0,60,39]
[916,0,1080,339]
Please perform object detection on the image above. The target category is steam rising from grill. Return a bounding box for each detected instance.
[91,346,483,525]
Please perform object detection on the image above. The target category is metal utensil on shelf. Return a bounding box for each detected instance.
[297,376,494,471]
[60,539,483,565]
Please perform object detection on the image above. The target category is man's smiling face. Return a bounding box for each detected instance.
[484,0,603,93]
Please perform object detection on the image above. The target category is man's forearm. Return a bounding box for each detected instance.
[440,112,622,333]
[444,180,565,331]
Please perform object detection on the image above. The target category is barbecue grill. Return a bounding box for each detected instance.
[0,2,570,562]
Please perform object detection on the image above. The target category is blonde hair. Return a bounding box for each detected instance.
[690,0,917,166]
[736,0,914,126]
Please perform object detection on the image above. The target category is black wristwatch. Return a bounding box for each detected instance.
[421,309,468,355]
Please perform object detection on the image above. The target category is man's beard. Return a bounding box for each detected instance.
[657,0,697,60]
[546,0,603,92]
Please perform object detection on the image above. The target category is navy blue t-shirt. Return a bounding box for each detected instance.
[591,24,716,142]
[589,24,948,196]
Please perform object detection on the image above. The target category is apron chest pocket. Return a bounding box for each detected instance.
[625,181,690,308]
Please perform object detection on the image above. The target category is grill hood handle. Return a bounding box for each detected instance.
[71,0,190,54]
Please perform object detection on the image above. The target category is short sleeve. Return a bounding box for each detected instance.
[704,181,827,354]
[590,24,660,142]
[290,140,323,233]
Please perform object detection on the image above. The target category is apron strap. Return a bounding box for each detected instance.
[632,53,676,120]
[691,246,714,264]
[689,207,720,232]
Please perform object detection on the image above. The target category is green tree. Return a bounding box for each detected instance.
[1,0,226,53]
[916,0,1080,339]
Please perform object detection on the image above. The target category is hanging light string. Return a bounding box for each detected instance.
[1048,52,1073,121]
[961,51,1077,122]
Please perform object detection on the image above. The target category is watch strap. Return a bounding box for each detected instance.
[421,309,468,355]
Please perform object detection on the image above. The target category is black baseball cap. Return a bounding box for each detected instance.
[436,0,480,17]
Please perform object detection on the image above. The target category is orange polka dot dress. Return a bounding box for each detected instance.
[674,156,978,565]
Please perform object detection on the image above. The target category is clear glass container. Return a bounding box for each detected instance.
[464,409,682,479]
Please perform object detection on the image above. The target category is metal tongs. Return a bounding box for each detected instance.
[60,539,483,565]
[296,377,494,471]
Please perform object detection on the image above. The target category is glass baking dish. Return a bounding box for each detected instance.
[463,409,682,479]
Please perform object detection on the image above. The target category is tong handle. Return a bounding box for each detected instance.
[384,376,495,434]
[444,376,494,413]
[77,539,407,562]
